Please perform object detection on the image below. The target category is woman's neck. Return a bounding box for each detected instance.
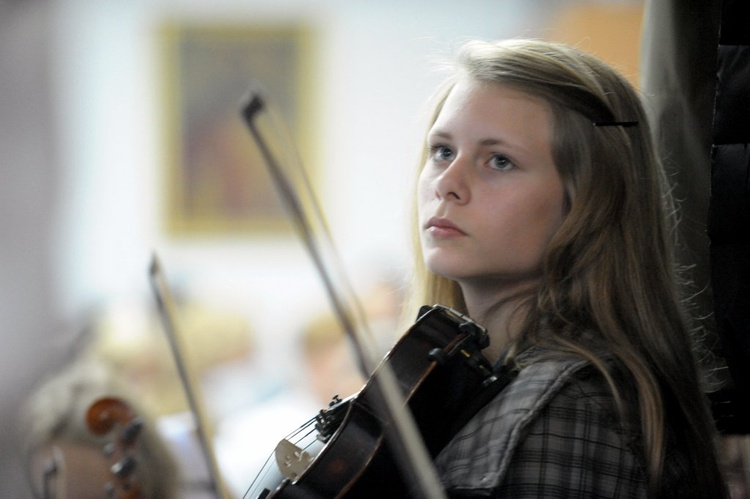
[461,282,535,363]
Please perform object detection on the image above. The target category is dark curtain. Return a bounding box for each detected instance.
[708,0,750,434]
[641,0,750,434]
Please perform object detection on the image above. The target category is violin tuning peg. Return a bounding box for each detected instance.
[417,305,433,320]
[121,417,144,444]
[111,455,137,478]
[102,442,115,457]
[428,347,448,366]
[459,321,490,349]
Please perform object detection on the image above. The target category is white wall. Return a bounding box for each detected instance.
[0,3,66,497]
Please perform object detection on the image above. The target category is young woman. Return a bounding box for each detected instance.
[408,39,727,497]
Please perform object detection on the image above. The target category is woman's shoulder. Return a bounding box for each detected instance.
[512,350,644,457]
[494,362,650,498]
[506,351,642,445]
[435,350,654,495]
[434,351,597,491]
[510,347,638,420]
[527,359,645,460]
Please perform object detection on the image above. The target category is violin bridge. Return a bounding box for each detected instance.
[274,438,314,480]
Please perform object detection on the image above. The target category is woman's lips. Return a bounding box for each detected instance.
[425,217,466,238]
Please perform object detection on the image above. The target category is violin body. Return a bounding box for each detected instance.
[264,304,498,498]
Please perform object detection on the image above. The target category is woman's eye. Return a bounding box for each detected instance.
[430,145,454,162]
[489,154,514,171]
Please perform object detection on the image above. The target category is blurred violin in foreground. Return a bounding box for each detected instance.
[36,396,146,499]
[86,396,145,499]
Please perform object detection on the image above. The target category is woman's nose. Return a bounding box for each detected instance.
[435,157,470,203]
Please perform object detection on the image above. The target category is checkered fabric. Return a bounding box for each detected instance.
[435,354,650,498]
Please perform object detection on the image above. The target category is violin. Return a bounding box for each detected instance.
[86,397,145,499]
[250,304,515,498]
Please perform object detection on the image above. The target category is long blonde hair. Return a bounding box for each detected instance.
[407,39,723,496]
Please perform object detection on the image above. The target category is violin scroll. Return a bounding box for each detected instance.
[85,396,144,499]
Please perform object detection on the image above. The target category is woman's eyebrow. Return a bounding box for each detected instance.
[427,130,452,140]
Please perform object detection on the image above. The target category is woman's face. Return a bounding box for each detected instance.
[417,78,565,298]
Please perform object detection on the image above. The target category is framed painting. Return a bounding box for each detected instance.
[160,22,315,235]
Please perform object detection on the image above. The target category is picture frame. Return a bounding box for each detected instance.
[160,22,315,235]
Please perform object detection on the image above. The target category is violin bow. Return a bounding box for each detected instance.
[240,91,447,499]
[149,255,233,499]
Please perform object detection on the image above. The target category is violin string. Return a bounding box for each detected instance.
[284,416,316,440]
[243,417,318,499]
[243,450,276,499]
[281,421,316,454]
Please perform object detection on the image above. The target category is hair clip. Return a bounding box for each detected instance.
[592,121,638,127]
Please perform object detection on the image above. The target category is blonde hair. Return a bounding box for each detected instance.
[407,39,722,496]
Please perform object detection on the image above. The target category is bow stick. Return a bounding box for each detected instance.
[240,91,447,499]
[149,255,232,499]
